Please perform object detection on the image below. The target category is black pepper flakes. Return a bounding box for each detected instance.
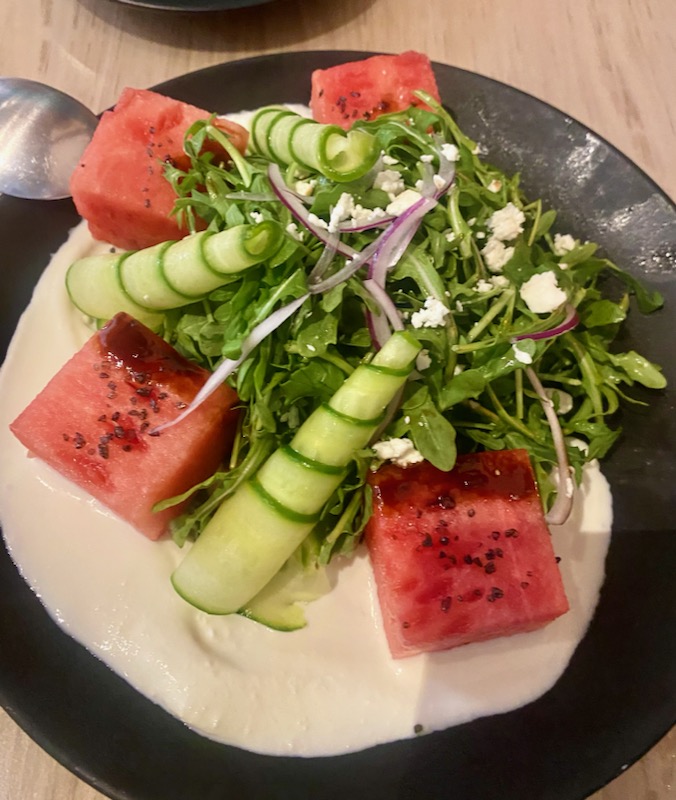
[413,723,424,734]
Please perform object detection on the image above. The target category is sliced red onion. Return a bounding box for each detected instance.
[337,214,395,233]
[524,366,574,525]
[363,278,405,349]
[368,195,439,286]
[512,303,579,342]
[268,163,357,260]
[152,293,310,433]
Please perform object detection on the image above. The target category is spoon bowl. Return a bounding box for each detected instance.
[0,78,98,200]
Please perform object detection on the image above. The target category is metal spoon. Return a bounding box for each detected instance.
[0,78,98,200]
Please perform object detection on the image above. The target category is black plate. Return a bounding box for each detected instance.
[109,0,276,11]
[1,51,674,800]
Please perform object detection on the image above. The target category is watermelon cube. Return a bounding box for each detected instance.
[10,313,239,540]
[70,88,249,251]
[365,450,569,658]
[310,51,442,129]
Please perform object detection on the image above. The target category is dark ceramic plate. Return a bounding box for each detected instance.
[110,0,276,11]
[1,51,674,800]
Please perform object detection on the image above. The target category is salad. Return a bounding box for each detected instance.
[12,53,668,636]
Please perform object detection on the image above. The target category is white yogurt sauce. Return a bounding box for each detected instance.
[0,140,613,757]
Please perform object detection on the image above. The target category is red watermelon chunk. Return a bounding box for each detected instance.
[310,51,442,129]
[10,313,239,540]
[70,88,249,251]
[365,450,569,658]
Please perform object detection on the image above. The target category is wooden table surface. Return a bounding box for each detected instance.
[0,0,674,797]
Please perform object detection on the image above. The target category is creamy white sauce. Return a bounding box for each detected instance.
[0,208,613,756]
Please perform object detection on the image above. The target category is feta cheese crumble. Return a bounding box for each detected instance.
[481,238,515,272]
[373,169,405,199]
[553,233,576,256]
[476,279,494,293]
[440,143,460,162]
[381,154,399,166]
[410,296,450,329]
[328,193,355,233]
[250,211,265,224]
[372,437,424,468]
[487,179,503,193]
[386,189,423,217]
[487,202,525,241]
[519,271,567,314]
[295,179,316,197]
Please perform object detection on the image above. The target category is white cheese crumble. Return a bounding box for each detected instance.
[250,211,265,223]
[386,188,423,217]
[419,153,434,163]
[349,204,388,226]
[432,174,447,190]
[487,202,525,241]
[440,143,460,162]
[487,179,503,193]
[476,279,494,293]
[410,296,451,329]
[381,154,399,166]
[512,343,533,364]
[373,169,405,198]
[372,437,424,467]
[295,179,316,197]
[519,271,567,314]
[308,212,329,231]
[328,193,355,233]
[445,232,456,243]
[491,275,510,289]
[481,238,515,272]
[553,233,576,256]
[285,222,304,241]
